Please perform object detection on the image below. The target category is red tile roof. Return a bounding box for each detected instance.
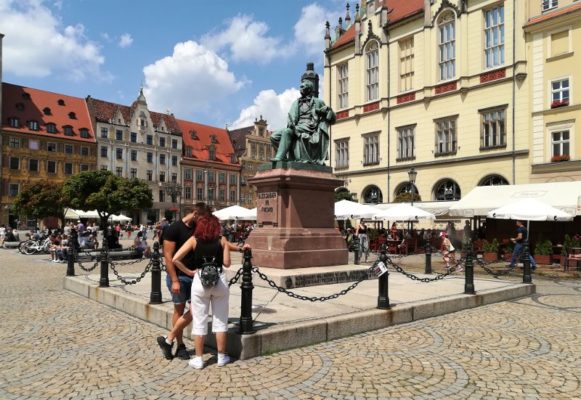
[177,119,238,166]
[1,82,95,142]
[525,2,581,27]
[331,0,424,50]
[86,97,181,135]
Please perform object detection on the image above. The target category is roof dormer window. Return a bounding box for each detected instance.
[80,128,90,138]
[63,125,74,136]
[208,144,216,161]
[58,99,65,106]
[28,120,39,131]
[210,134,218,144]
[68,112,77,120]
[43,107,52,116]
[46,123,57,133]
[15,102,25,111]
[8,117,20,128]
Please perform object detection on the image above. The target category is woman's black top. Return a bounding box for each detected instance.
[193,237,223,270]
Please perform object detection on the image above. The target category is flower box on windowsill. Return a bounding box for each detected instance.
[551,154,570,162]
[551,100,569,108]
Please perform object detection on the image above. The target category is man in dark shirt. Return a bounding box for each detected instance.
[508,220,537,270]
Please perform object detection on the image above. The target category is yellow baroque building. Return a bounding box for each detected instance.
[325,0,532,205]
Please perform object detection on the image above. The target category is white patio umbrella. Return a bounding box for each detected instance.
[109,214,132,222]
[334,200,378,220]
[487,198,573,222]
[213,205,256,220]
[373,203,436,221]
[66,209,100,219]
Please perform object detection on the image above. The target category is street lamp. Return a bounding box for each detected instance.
[408,167,417,206]
[161,182,182,220]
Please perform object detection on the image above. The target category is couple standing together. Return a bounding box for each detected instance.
[156,202,248,369]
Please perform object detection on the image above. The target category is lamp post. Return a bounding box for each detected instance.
[161,182,182,221]
[408,167,417,206]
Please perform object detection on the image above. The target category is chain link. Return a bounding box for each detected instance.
[109,259,152,285]
[456,255,514,277]
[228,267,243,287]
[251,265,374,302]
[387,257,454,282]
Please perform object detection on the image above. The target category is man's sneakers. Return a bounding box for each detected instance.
[156,336,174,360]
[217,353,231,367]
[188,356,204,369]
[175,343,189,360]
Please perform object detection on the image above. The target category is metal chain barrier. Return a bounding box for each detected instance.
[386,256,455,282]
[109,259,153,285]
[228,267,243,287]
[456,255,514,277]
[251,265,375,302]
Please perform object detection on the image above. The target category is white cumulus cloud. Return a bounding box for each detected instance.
[0,0,107,81]
[294,3,341,56]
[118,33,133,48]
[143,40,245,118]
[230,88,300,131]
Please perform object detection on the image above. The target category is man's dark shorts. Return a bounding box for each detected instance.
[165,275,193,304]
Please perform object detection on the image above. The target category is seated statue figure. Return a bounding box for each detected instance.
[270,79,336,165]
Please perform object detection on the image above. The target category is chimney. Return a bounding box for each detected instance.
[424,0,432,27]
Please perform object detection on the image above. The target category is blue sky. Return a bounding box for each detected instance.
[0,0,346,130]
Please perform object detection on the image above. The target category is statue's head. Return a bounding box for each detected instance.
[299,79,314,97]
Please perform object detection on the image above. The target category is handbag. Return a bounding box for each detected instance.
[199,257,222,288]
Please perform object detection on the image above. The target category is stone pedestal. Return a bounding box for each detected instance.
[246,162,348,269]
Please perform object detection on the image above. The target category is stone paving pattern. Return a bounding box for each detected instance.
[1,249,580,399]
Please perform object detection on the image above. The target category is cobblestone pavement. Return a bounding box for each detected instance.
[1,250,580,400]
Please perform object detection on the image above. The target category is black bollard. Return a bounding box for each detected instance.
[377,243,391,309]
[522,240,532,284]
[239,249,255,334]
[424,243,432,274]
[149,242,162,304]
[352,236,360,265]
[99,227,109,287]
[464,243,475,294]
[66,230,77,276]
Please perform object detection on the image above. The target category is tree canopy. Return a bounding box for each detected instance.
[62,170,153,227]
[393,191,422,203]
[13,181,68,227]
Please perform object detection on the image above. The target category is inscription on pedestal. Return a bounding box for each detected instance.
[257,191,278,226]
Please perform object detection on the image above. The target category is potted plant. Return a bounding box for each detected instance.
[561,234,581,266]
[482,238,499,262]
[551,154,570,162]
[534,240,552,265]
[502,240,514,262]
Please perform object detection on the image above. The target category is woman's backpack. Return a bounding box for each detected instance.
[199,257,222,288]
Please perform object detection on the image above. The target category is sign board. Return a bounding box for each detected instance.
[257,191,278,225]
[373,261,388,277]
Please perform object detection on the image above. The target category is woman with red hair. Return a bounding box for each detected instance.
[162,214,232,369]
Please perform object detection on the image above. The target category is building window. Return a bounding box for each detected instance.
[365,42,379,101]
[196,170,204,181]
[435,117,457,155]
[80,128,89,138]
[438,13,456,81]
[116,148,123,160]
[209,145,216,161]
[160,154,166,165]
[47,143,57,152]
[363,134,379,165]
[147,152,153,163]
[542,0,558,11]
[65,144,73,154]
[481,108,506,148]
[29,159,39,172]
[159,172,165,182]
[484,6,504,68]
[80,164,89,172]
[399,37,414,92]
[100,128,108,138]
[28,120,39,131]
[207,171,215,183]
[337,63,349,109]
[159,137,166,147]
[219,189,226,202]
[217,172,224,184]
[197,187,204,200]
[551,78,570,107]
[46,123,57,133]
[101,146,108,158]
[208,188,215,201]
[100,165,108,171]
[185,187,192,200]
[68,112,76,120]
[8,137,20,148]
[43,107,52,115]
[129,150,136,161]
[147,170,153,181]
[130,132,137,143]
[63,126,73,136]
[363,185,383,204]
[172,139,178,149]
[258,145,265,161]
[397,125,415,160]
[335,139,349,169]
[9,184,19,197]
[81,146,89,156]
[9,157,19,170]
[230,190,236,202]
[229,174,237,185]
[251,143,256,158]
[479,175,509,186]
[183,169,192,180]
[552,130,570,158]
[171,173,178,183]
[8,117,19,128]
[64,163,73,175]
[159,190,165,203]
[172,155,178,167]
[434,179,461,201]
[130,168,137,179]
[146,135,153,145]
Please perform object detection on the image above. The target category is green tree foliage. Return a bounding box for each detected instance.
[393,191,421,203]
[335,188,353,202]
[13,181,68,228]
[62,170,152,228]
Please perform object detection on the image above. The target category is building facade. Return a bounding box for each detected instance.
[525,0,581,183]
[228,117,273,208]
[325,0,530,205]
[178,119,241,212]
[1,83,97,227]
[86,90,182,224]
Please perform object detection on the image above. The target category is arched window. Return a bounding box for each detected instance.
[438,12,456,81]
[363,185,383,204]
[434,179,461,201]
[365,41,379,101]
[395,182,418,197]
[478,174,509,186]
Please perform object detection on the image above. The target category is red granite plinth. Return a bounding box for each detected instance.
[246,164,348,269]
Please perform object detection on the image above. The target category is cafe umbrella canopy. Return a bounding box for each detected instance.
[372,203,436,221]
[213,205,256,221]
[334,200,378,220]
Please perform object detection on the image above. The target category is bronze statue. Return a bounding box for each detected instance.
[271,79,336,165]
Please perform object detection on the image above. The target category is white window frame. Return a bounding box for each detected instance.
[550,77,570,105]
[337,63,349,109]
[365,42,379,101]
[64,162,73,175]
[438,13,456,81]
[397,125,415,160]
[399,37,414,92]
[480,108,506,148]
[542,0,558,12]
[435,117,457,155]
[8,183,19,197]
[363,133,380,165]
[335,139,349,169]
[484,5,505,69]
[551,130,570,158]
